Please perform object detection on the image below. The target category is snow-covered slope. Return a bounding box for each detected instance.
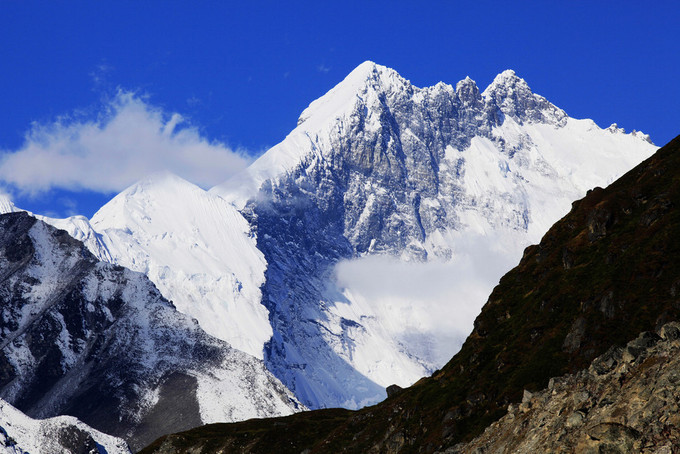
[213,61,657,409]
[87,172,270,359]
[0,174,270,360]
[0,62,656,414]
[0,212,300,451]
[0,398,130,454]
[0,195,18,215]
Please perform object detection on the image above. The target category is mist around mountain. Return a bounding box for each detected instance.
[1,61,654,412]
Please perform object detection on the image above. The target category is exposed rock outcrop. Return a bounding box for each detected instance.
[450,322,680,453]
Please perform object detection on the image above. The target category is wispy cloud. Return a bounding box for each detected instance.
[89,61,114,88]
[186,96,202,107]
[317,64,331,73]
[333,233,523,366]
[0,91,251,195]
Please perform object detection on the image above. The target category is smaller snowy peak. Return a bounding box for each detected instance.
[89,171,272,359]
[126,169,191,190]
[483,69,567,126]
[91,171,202,230]
[0,398,130,454]
[114,169,199,201]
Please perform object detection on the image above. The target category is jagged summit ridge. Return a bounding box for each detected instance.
[482,68,568,125]
[214,62,638,205]
[210,62,657,410]
[297,63,557,130]
[0,62,658,414]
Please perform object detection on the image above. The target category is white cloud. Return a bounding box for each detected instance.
[332,233,525,367]
[0,91,251,195]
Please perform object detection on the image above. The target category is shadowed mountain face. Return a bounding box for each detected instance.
[0,212,300,452]
[229,62,654,410]
[142,134,680,454]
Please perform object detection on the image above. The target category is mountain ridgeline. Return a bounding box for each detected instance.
[0,212,300,452]
[1,62,655,413]
[0,62,661,452]
[218,62,655,409]
[142,134,680,452]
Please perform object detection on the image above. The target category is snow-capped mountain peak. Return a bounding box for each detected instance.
[91,170,207,230]
[88,171,271,359]
[211,62,657,410]
[295,60,411,132]
[482,69,567,126]
[0,62,659,417]
[214,61,413,206]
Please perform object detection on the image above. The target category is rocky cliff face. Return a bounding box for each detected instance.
[141,134,680,453]
[452,323,680,453]
[0,62,656,417]
[0,212,300,451]
[225,62,655,409]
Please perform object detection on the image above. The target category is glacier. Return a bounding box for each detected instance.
[213,61,656,409]
[0,61,657,413]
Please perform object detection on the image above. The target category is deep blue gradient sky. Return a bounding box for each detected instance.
[1,1,678,217]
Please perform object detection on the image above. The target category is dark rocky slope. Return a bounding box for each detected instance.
[142,133,680,453]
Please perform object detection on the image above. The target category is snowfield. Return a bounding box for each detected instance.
[0,61,657,412]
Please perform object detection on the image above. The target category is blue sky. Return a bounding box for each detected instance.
[1,1,678,218]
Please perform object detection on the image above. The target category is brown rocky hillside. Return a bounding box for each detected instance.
[451,322,680,453]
